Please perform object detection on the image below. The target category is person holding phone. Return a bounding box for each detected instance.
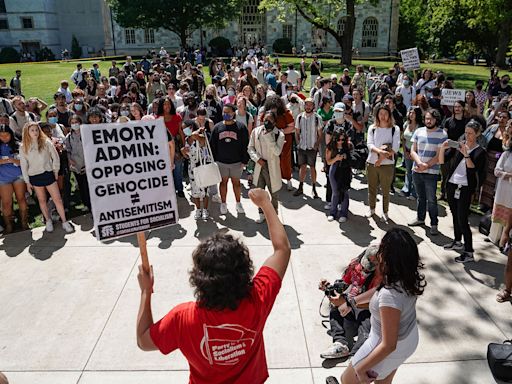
[341,228,426,384]
[439,120,487,263]
[19,122,73,233]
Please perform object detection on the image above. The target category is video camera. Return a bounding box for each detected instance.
[324,279,348,297]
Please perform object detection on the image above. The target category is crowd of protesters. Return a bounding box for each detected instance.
[0,51,511,299]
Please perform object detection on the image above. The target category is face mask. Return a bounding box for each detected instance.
[48,116,58,124]
[120,110,130,117]
[223,113,233,121]
[264,120,274,131]
[287,91,293,97]
[183,127,192,136]
[334,112,344,120]
[74,104,83,111]
[228,90,235,97]
[503,80,509,85]
[130,87,138,93]
[71,124,80,131]
[476,85,483,90]
[206,94,213,100]
[403,80,410,86]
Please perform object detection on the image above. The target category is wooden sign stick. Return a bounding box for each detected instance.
[137,231,150,273]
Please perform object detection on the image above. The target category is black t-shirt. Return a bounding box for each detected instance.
[443,116,468,141]
[490,83,512,98]
[310,61,321,76]
[57,109,73,127]
[209,121,249,164]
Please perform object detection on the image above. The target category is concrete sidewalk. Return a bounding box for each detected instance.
[0,167,510,384]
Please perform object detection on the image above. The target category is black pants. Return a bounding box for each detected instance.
[326,164,332,202]
[446,182,473,252]
[74,172,91,211]
[328,305,371,354]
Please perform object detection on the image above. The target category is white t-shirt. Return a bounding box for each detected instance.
[366,125,401,165]
[286,70,300,86]
[449,146,477,186]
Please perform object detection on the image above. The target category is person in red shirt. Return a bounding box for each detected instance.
[136,188,291,384]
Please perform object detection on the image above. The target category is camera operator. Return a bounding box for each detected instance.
[318,246,382,359]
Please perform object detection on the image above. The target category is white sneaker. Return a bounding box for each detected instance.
[287,180,293,191]
[366,209,375,218]
[62,221,74,233]
[324,202,332,210]
[220,203,228,215]
[255,213,266,223]
[194,209,202,220]
[381,213,389,222]
[211,194,222,203]
[338,217,347,223]
[327,215,335,222]
[201,209,209,220]
[320,341,350,359]
[45,219,54,233]
[236,202,245,214]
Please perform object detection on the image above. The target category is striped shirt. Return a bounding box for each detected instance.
[295,112,322,150]
[411,127,447,175]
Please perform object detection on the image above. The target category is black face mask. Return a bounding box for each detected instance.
[130,87,138,93]
[476,85,483,90]
[264,120,274,131]
[206,94,213,100]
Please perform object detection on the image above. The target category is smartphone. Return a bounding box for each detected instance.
[447,139,459,149]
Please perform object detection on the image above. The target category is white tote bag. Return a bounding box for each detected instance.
[192,138,221,189]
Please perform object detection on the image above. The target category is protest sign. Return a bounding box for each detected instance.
[400,48,421,71]
[82,119,178,249]
[441,89,466,106]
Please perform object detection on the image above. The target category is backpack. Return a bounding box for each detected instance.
[10,111,36,124]
[487,339,512,383]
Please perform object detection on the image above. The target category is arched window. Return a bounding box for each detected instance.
[239,0,265,46]
[362,17,378,48]
[337,17,347,36]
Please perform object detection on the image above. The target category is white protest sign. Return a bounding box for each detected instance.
[400,47,421,71]
[441,89,466,106]
[82,118,178,241]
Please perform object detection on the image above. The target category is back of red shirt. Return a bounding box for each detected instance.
[150,266,282,384]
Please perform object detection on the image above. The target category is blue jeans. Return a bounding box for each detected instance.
[173,159,184,193]
[401,156,416,197]
[329,164,350,218]
[412,172,439,225]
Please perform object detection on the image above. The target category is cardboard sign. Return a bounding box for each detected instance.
[82,119,178,241]
[441,89,466,106]
[400,48,421,71]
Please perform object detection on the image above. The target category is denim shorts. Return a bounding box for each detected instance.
[0,174,24,186]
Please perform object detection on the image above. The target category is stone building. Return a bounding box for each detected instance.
[0,0,399,58]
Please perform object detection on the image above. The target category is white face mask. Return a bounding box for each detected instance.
[120,110,130,117]
[334,111,344,120]
[71,123,80,131]
[228,90,235,97]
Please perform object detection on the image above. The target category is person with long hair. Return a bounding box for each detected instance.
[465,90,479,117]
[366,105,400,222]
[200,84,223,124]
[415,68,436,98]
[341,228,426,384]
[439,120,487,263]
[19,122,73,233]
[400,106,423,199]
[412,94,429,118]
[0,124,28,233]
[325,129,353,223]
[157,96,185,197]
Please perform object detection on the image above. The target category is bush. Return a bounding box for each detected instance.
[35,47,55,62]
[0,47,20,63]
[209,36,231,56]
[71,35,82,59]
[272,38,292,54]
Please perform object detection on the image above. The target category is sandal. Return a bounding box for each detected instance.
[496,288,512,303]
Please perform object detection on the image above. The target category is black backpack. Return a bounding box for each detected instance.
[487,340,512,383]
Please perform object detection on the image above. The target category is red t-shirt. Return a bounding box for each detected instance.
[150,266,282,384]
[159,114,183,137]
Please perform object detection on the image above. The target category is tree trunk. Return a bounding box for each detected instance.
[341,0,356,66]
[496,18,511,68]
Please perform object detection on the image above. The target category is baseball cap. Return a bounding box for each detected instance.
[330,74,337,80]
[333,102,346,112]
[342,94,354,101]
[304,97,314,104]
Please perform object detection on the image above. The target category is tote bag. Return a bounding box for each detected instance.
[192,138,221,189]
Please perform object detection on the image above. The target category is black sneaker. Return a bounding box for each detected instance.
[326,376,340,384]
[177,191,185,198]
[455,252,474,263]
[293,188,303,197]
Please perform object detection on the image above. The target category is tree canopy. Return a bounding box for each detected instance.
[107,0,243,49]
[259,0,379,65]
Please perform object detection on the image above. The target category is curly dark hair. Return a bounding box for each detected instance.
[377,228,426,296]
[263,94,286,115]
[189,233,255,311]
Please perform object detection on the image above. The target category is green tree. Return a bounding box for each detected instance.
[71,35,82,59]
[107,0,243,49]
[260,0,378,66]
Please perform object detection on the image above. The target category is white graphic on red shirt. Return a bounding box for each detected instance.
[200,324,257,366]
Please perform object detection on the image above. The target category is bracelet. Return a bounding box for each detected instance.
[464,156,470,159]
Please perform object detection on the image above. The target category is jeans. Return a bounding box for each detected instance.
[173,158,184,193]
[446,182,473,252]
[329,164,349,218]
[328,305,371,353]
[401,156,416,197]
[412,172,439,225]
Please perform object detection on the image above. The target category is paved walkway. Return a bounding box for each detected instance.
[0,166,510,384]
